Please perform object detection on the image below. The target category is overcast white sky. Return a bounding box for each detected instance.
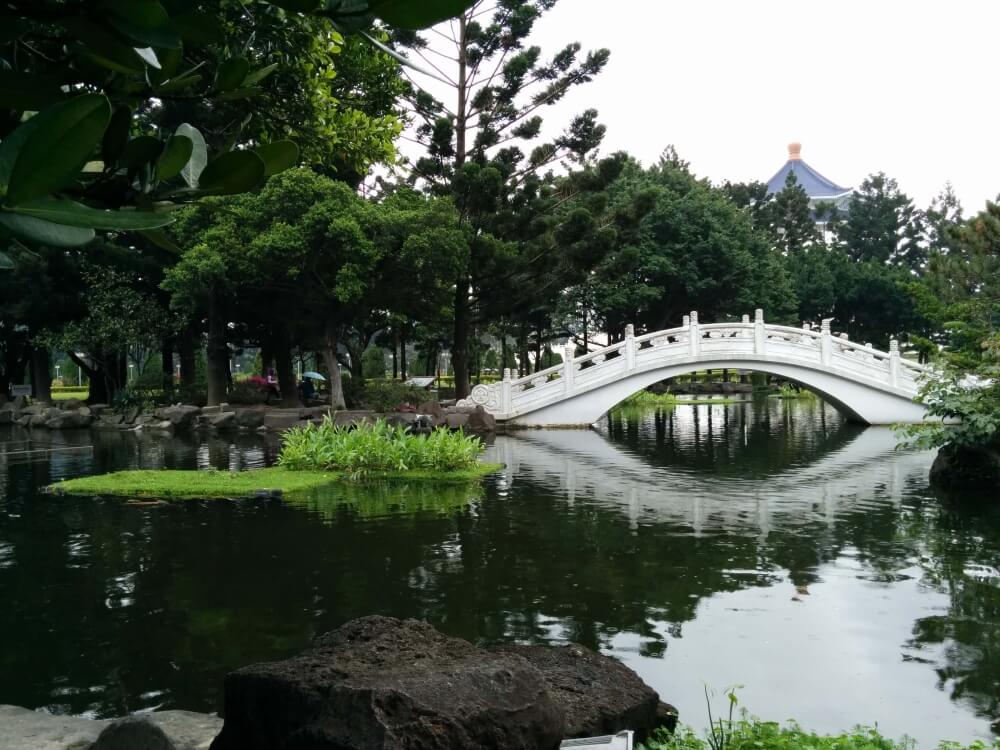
[408,0,1000,211]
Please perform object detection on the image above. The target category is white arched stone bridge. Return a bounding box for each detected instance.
[458,311,929,426]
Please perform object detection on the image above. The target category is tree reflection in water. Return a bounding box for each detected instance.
[0,399,996,745]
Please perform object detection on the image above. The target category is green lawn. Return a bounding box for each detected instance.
[47,464,504,499]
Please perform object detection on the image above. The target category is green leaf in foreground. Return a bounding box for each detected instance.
[369,0,476,29]
[176,123,207,188]
[6,94,112,205]
[0,71,63,111]
[0,212,96,247]
[102,105,133,166]
[5,198,173,231]
[157,135,194,180]
[198,150,266,195]
[254,141,300,177]
[216,56,251,91]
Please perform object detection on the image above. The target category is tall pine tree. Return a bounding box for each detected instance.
[837,172,925,270]
[398,1,610,397]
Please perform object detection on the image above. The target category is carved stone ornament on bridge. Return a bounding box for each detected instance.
[457,383,501,411]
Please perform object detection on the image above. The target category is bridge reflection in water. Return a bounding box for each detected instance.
[489,404,920,536]
[482,399,998,746]
[1,400,998,747]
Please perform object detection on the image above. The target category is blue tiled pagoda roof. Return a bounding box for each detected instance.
[765,143,851,199]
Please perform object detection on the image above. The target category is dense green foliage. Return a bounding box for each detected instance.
[278,418,491,476]
[895,201,1000,470]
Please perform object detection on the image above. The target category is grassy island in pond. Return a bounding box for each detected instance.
[49,420,502,499]
[48,465,502,499]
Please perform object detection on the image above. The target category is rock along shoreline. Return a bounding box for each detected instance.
[2,616,677,750]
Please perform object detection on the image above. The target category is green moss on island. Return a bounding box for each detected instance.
[47,464,504,500]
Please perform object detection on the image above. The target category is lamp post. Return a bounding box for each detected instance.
[128,363,134,383]
[55,365,60,383]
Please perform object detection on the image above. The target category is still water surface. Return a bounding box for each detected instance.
[0,398,998,746]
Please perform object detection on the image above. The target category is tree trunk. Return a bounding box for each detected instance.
[500,334,508,375]
[1,336,28,396]
[69,352,106,405]
[179,324,197,388]
[518,326,529,378]
[274,327,299,408]
[534,325,543,373]
[30,346,51,402]
[206,291,228,406]
[400,328,408,382]
[161,338,174,393]
[391,329,399,380]
[260,340,273,377]
[452,276,471,398]
[321,322,345,410]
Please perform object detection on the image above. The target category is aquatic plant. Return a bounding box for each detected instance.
[616,391,740,409]
[771,383,817,400]
[639,719,995,750]
[640,686,997,750]
[278,417,487,477]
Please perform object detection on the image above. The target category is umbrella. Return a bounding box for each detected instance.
[302,371,326,381]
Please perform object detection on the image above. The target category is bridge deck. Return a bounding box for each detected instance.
[457,311,928,426]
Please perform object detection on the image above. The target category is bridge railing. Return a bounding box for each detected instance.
[458,310,927,418]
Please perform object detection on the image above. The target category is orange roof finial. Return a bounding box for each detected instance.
[788,142,802,161]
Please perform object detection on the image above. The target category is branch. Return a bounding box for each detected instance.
[413,47,459,86]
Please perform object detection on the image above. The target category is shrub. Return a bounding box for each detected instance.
[228,381,266,405]
[897,367,1000,454]
[361,380,430,412]
[342,373,366,408]
[278,418,485,477]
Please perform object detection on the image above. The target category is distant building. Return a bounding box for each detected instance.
[766,143,852,226]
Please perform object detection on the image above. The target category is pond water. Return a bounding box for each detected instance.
[0,398,998,747]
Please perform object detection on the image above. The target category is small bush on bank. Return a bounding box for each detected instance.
[361,380,430,412]
[278,418,486,476]
[228,380,266,405]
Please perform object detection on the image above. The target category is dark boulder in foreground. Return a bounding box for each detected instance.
[92,716,175,750]
[210,616,564,750]
[210,616,673,750]
[929,444,1000,490]
[494,643,672,742]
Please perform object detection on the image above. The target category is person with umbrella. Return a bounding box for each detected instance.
[298,371,325,404]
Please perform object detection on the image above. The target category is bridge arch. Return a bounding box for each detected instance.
[458,312,929,427]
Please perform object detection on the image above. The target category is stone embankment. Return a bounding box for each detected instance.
[2,616,676,750]
[0,397,497,435]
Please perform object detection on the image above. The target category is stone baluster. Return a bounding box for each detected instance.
[741,314,750,338]
[888,340,900,387]
[501,368,513,413]
[864,343,873,363]
[688,312,700,356]
[753,309,765,354]
[624,324,636,370]
[820,318,833,366]
[563,344,576,392]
